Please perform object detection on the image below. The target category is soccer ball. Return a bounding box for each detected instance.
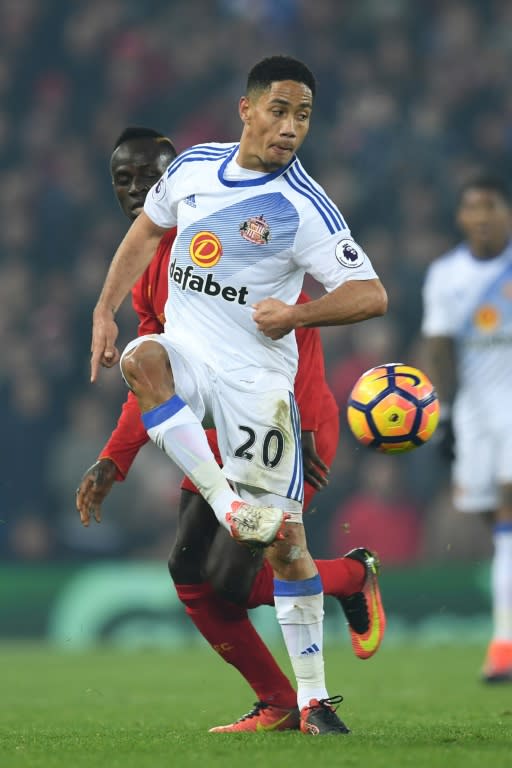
[346,362,440,454]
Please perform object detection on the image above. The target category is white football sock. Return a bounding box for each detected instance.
[142,395,239,529]
[492,525,512,642]
[274,575,328,709]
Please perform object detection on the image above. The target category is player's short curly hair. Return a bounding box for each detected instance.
[459,171,511,204]
[247,55,316,98]
[112,126,177,159]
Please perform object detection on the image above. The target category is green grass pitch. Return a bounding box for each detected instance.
[2,643,511,768]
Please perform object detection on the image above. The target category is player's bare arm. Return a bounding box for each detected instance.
[76,459,117,526]
[91,212,168,382]
[253,278,387,339]
[423,335,457,405]
[423,335,458,460]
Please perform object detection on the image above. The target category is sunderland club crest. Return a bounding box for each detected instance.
[239,215,271,245]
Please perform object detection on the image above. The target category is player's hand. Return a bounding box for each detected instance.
[76,459,117,526]
[433,416,455,461]
[301,430,329,490]
[90,306,120,382]
[252,298,295,340]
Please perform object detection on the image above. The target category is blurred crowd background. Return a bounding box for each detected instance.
[2,0,508,566]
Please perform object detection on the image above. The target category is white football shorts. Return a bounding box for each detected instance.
[121,334,304,518]
[452,397,512,513]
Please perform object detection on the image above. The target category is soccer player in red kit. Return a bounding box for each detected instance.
[76,127,385,733]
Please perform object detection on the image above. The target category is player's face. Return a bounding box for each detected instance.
[111,139,172,221]
[457,188,512,257]
[238,80,313,172]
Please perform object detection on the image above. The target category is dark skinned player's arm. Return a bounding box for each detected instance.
[423,335,458,409]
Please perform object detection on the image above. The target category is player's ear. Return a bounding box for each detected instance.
[239,96,250,124]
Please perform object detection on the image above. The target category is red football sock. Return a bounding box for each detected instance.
[315,558,365,598]
[246,560,275,608]
[175,582,296,708]
[247,557,366,608]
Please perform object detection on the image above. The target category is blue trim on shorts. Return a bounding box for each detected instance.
[273,574,323,597]
[142,395,186,430]
[494,522,512,534]
[286,392,304,503]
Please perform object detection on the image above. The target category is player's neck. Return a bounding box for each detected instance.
[236,151,280,173]
[470,237,510,260]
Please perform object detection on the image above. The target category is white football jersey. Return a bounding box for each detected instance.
[144,142,378,386]
[422,240,512,412]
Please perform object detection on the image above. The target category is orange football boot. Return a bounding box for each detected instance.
[482,640,512,683]
[209,701,299,733]
[339,548,386,659]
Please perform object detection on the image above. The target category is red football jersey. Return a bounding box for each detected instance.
[294,292,339,433]
[99,230,339,486]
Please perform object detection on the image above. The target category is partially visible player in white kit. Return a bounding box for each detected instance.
[90,55,387,734]
[422,172,512,683]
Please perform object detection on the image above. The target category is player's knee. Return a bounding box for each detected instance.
[266,524,311,576]
[167,541,202,585]
[121,340,174,401]
[499,483,512,518]
[168,491,219,585]
[121,339,169,383]
[167,543,179,580]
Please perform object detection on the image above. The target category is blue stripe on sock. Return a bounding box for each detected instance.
[273,574,323,597]
[494,522,512,534]
[142,395,186,430]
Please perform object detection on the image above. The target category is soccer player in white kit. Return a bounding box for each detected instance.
[422,172,512,682]
[90,56,387,733]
